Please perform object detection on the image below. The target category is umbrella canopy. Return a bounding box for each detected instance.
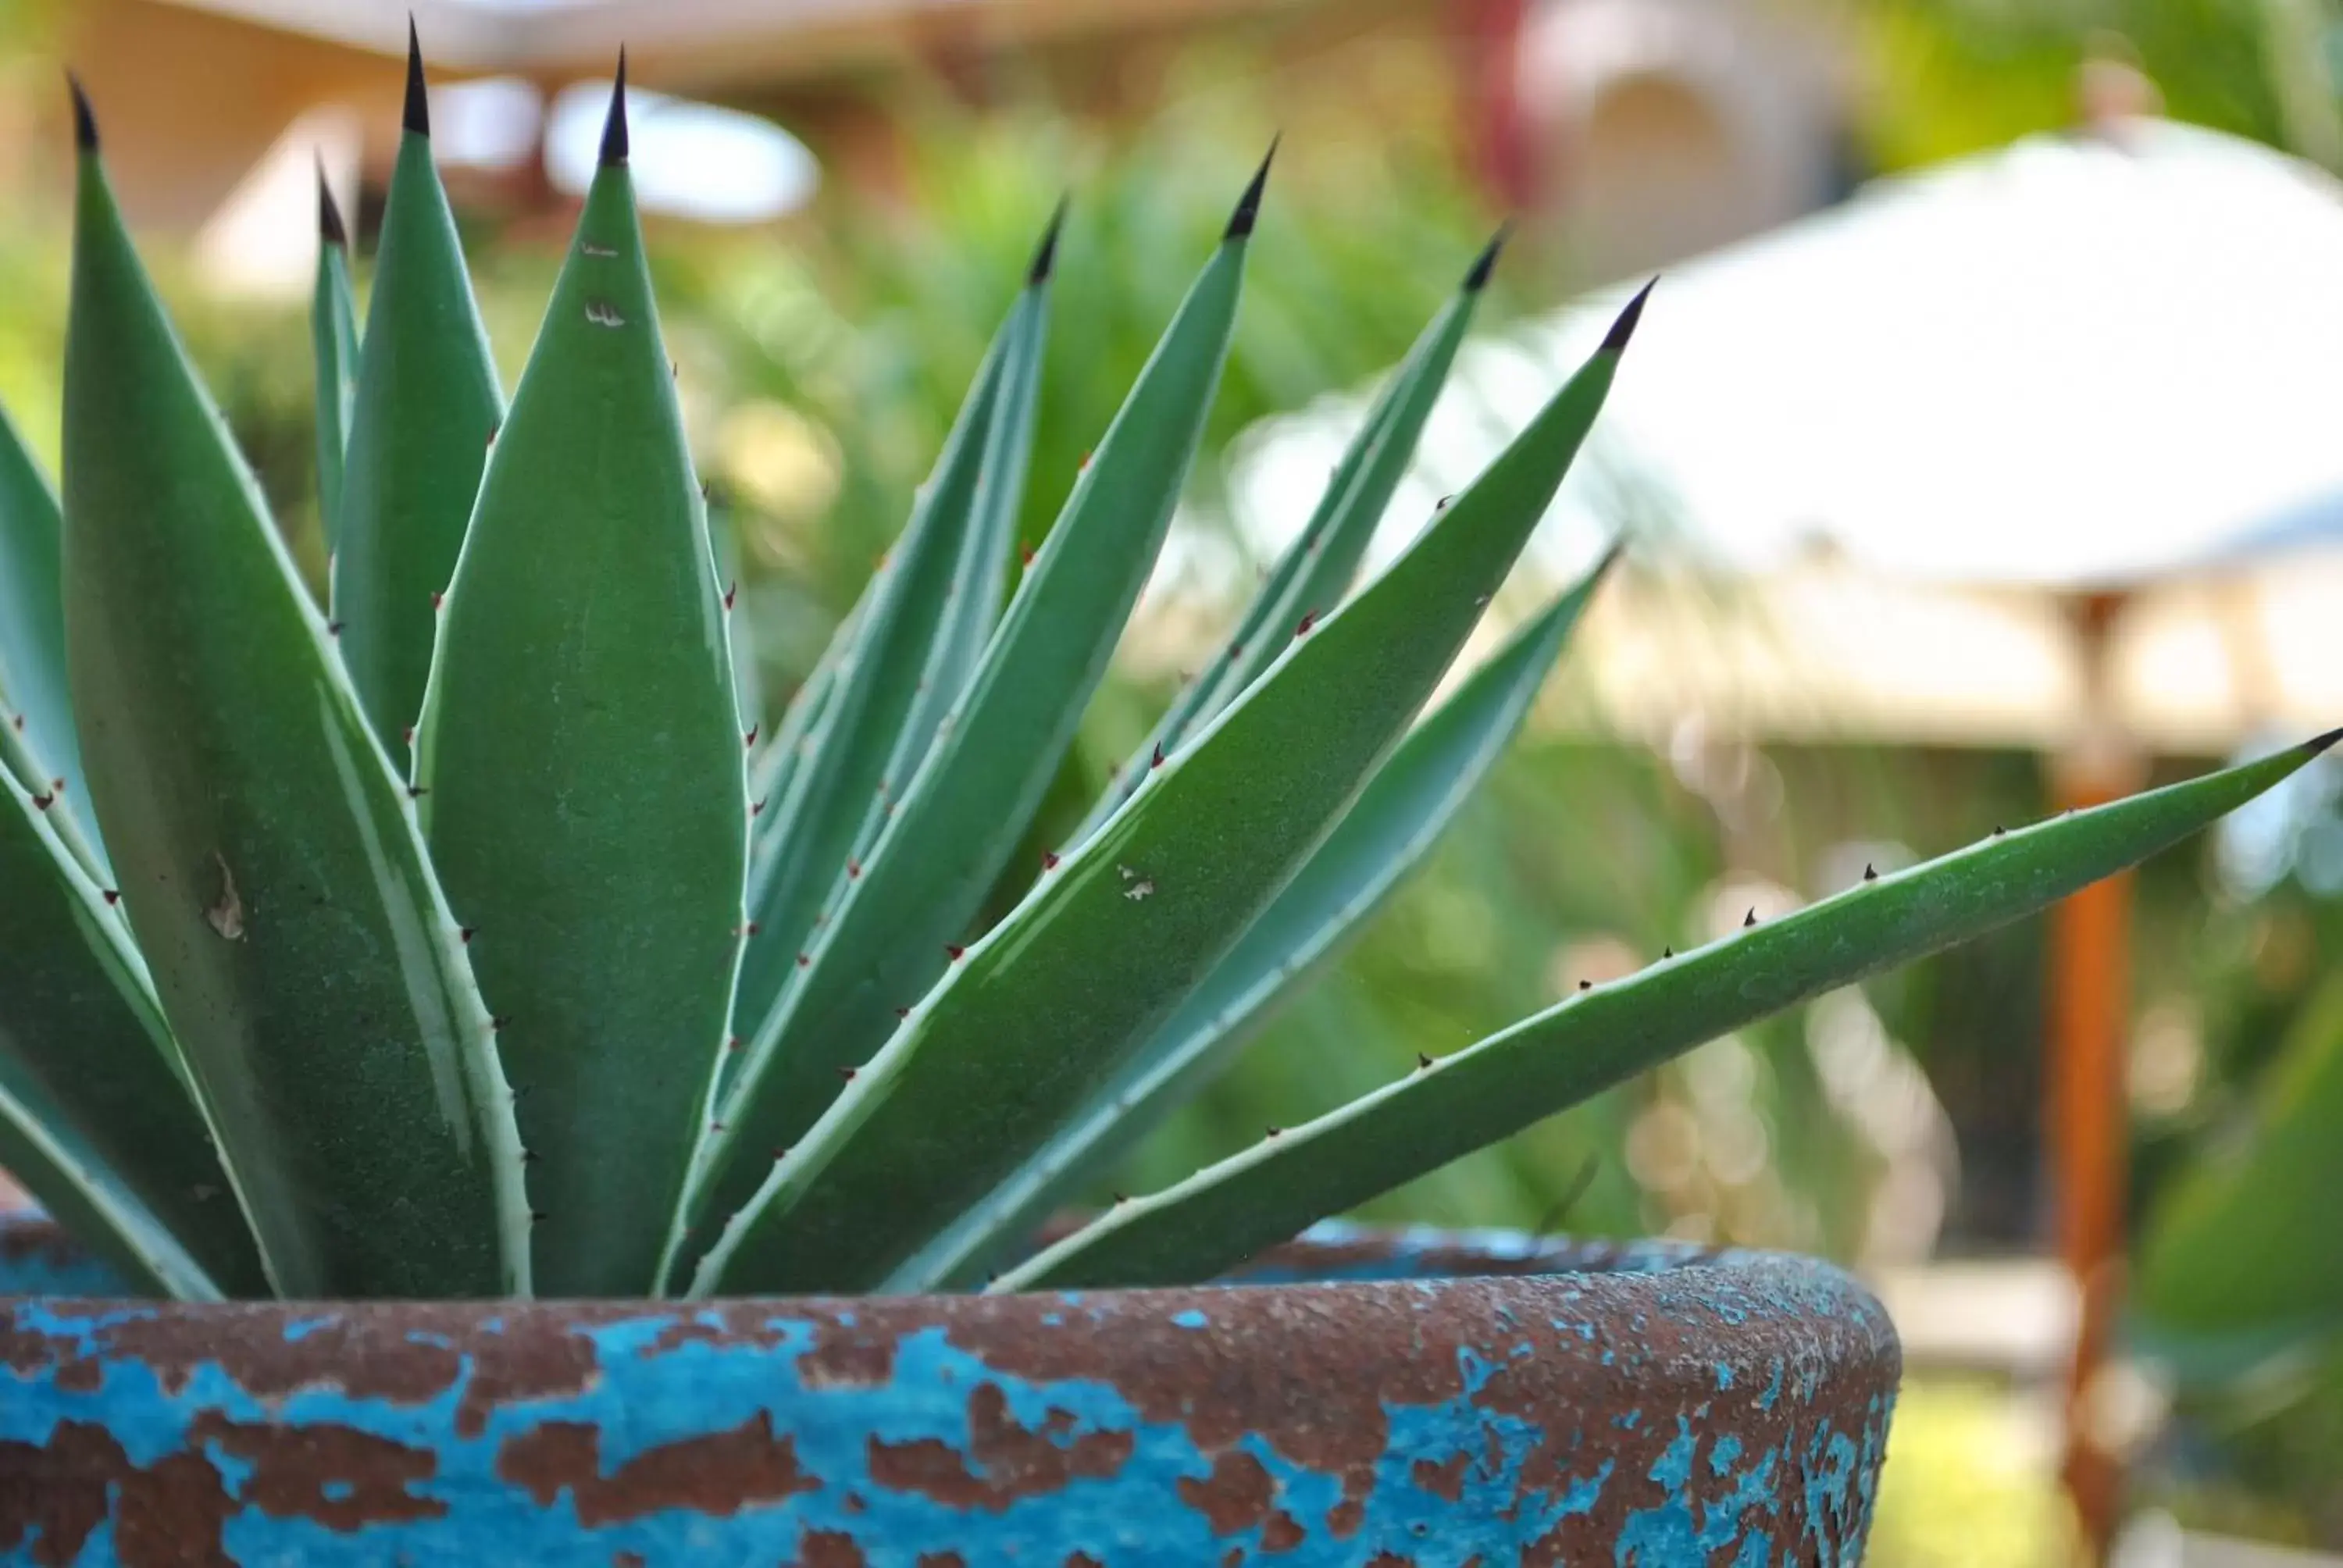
[1232,114,2343,592]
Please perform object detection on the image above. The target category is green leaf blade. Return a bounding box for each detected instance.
[311,176,360,551]
[0,403,102,868]
[694,308,1628,1295]
[62,140,526,1299]
[732,310,1014,1029]
[1072,234,1500,841]
[686,180,1261,1270]
[0,774,268,1295]
[0,1071,224,1300]
[332,130,503,754]
[903,572,1596,1289]
[1006,737,2331,1291]
[415,142,747,1297]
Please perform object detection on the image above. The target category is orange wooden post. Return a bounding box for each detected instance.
[2051,591,2145,1564]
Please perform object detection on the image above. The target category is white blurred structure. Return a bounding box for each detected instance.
[1229,114,2343,753]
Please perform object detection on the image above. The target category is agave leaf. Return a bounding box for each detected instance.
[61,93,527,1298]
[1071,229,1505,843]
[707,499,763,730]
[1004,738,2331,1290]
[0,404,103,872]
[0,1071,223,1300]
[733,216,1054,1031]
[414,80,746,1297]
[311,169,360,553]
[683,159,1269,1270]
[331,31,505,754]
[901,569,1599,1289]
[691,291,1633,1295]
[746,599,853,886]
[833,209,1057,878]
[0,771,268,1295]
[0,675,106,886]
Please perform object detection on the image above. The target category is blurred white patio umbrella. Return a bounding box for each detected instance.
[1229,112,2343,752]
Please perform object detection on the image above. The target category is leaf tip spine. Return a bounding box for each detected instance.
[600,48,629,166]
[316,155,347,247]
[66,72,97,153]
[1464,219,1513,292]
[1603,276,1657,354]
[403,16,430,137]
[1029,194,1069,284]
[2307,725,2343,755]
[1225,136,1278,240]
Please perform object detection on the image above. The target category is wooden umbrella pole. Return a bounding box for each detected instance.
[2052,590,2146,1563]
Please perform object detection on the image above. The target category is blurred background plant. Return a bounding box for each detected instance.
[12,0,2343,1558]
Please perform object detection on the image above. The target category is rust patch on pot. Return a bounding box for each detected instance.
[798,1527,867,1567]
[496,1410,818,1525]
[915,1552,965,1567]
[867,1382,1134,1510]
[1411,1451,1470,1502]
[190,1413,445,1530]
[1178,1449,1275,1534]
[1262,1510,1306,1552]
[800,1315,897,1388]
[0,1420,235,1568]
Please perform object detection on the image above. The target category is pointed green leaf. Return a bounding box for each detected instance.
[1072,231,1501,842]
[311,172,360,552]
[732,246,1050,1030]
[0,402,102,871]
[747,599,853,886]
[0,771,269,1295]
[62,122,526,1298]
[0,679,106,886]
[707,500,763,730]
[414,98,746,1298]
[830,220,1055,882]
[692,296,1628,1295]
[332,85,504,754]
[0,1071,222,1300]
[1004,739,2331,1290]
[903,572,1595,1289]
[683,166,1266,1270]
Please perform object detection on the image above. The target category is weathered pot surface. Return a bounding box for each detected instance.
[1,1213,1899,1565]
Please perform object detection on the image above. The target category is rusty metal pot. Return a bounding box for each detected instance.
[1,1213,1898,1564]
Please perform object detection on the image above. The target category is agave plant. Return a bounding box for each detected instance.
[0,40,2323,1305]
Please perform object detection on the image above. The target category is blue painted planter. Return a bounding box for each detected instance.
[0,1213,1899,1566]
